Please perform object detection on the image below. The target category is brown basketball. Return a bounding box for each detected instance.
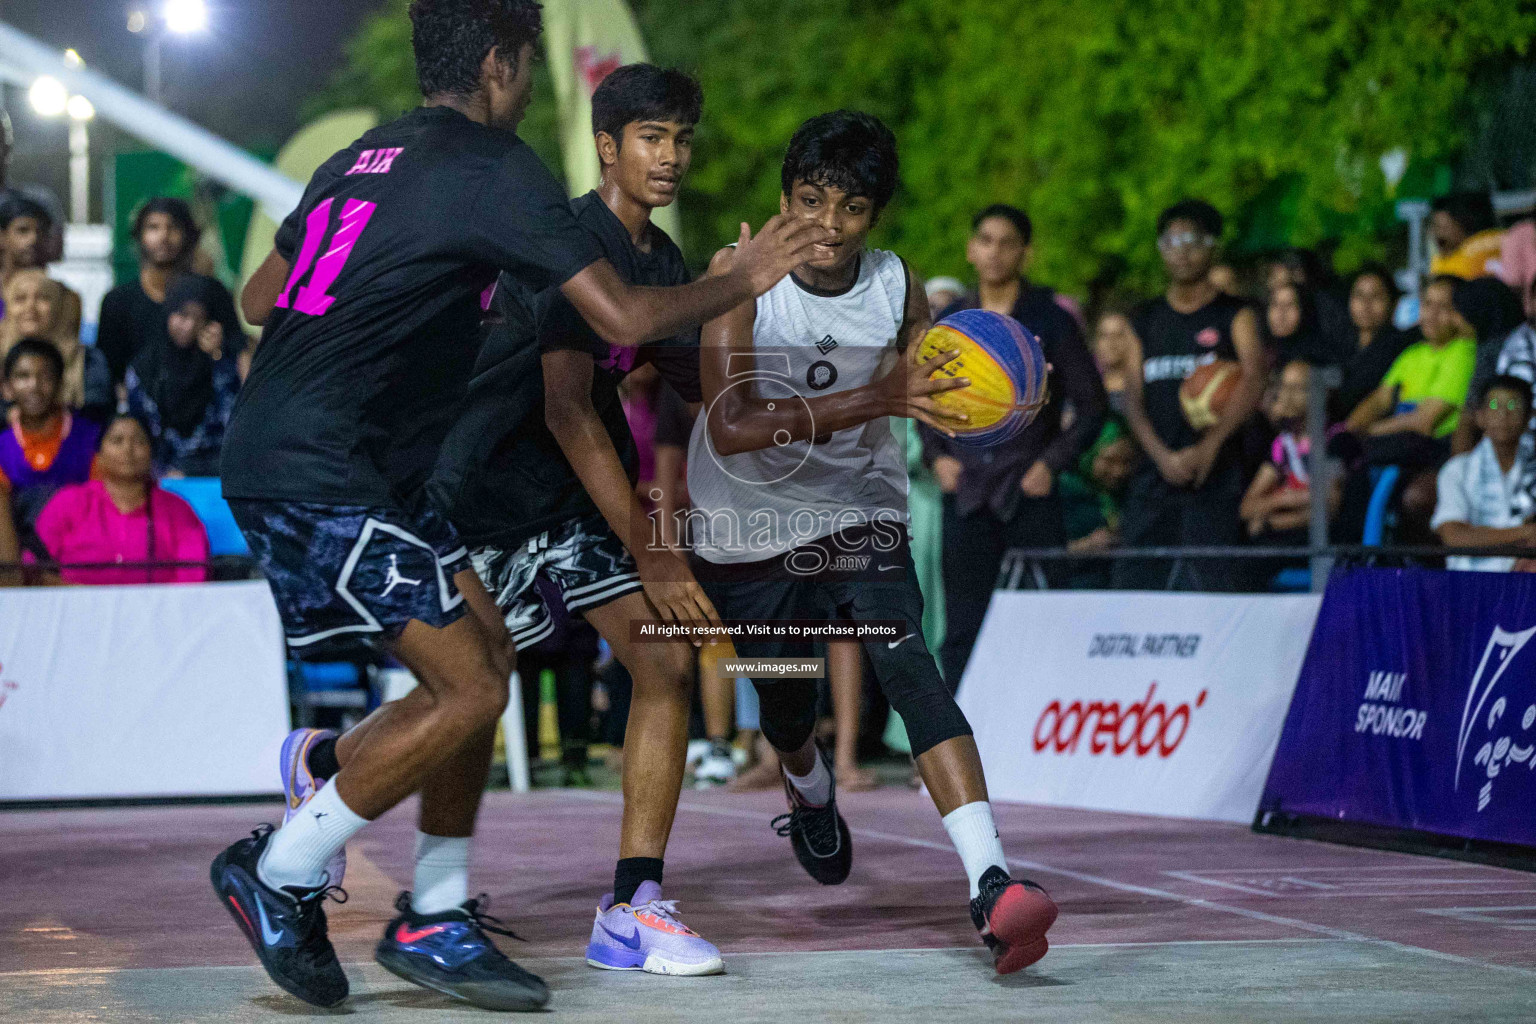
[1179,360,1241,431]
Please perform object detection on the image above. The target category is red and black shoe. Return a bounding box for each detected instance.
[969,866,1057,974]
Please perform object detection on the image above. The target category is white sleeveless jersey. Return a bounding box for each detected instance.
[687,248,911,564]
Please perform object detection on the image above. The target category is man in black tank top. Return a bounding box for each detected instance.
[1115,200,1266,590]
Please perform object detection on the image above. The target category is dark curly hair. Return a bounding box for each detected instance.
[781,110,899,214]
[409,0,543,99]
[591,64,703,145]
[1156,199,1223,240]
[3,336,64,381]
[131,197,201,257]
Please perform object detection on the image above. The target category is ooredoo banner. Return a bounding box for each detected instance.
[1260,568,1536,848]
[0,581,291,801]
[959,591,1322,823]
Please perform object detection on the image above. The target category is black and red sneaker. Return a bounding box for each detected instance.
[969,866,1057,974]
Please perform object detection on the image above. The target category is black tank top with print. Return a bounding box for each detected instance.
[1131,293,1249,453]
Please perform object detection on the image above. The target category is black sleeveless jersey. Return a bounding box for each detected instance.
[1131,292,1249,452]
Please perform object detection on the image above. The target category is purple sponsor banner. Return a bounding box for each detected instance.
[1260,567,1536,848]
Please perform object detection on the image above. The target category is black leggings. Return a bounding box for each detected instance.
[700,536,971,759]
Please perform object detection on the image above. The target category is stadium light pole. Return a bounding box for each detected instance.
[129,0,209,105]
[29,55,97,225]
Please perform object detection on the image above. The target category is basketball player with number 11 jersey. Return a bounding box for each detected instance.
[209,2,826,1012]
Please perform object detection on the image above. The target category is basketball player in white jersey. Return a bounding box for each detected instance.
[685,111,1059,973]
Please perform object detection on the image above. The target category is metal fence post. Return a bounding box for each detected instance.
[1308,365,1343,592]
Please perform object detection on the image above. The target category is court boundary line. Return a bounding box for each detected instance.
[0,938,1376,981]
[564,792,1536,981]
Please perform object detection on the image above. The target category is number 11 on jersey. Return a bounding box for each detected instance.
[276,197,379,317]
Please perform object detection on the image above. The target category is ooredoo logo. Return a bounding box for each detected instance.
[1033,683,1208,758]
[1195,327,1220,348]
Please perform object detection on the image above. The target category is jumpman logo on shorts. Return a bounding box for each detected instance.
[380,554,423,598]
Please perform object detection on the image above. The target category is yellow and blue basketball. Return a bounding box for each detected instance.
[916,308,1049,446]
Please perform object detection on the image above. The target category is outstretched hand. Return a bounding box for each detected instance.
[733,215,832,297]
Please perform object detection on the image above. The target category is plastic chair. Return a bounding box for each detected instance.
[158,477,249,556]
[1270,567,1312,592]
[1362,465,1402,546]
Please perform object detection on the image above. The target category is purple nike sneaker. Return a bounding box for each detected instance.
[584,881,724,976]
[279,728,346,886]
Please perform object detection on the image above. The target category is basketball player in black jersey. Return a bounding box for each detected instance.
[209,1,825,1011]
[1115,199,1267,591]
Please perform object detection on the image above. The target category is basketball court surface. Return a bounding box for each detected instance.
[5,787,1535,1021]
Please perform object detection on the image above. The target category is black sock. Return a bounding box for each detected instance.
[613,857,664,907]
[307,737,341,781]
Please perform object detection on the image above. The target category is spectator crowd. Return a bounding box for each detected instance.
[0,188,242,581]
[3,126,1534,790]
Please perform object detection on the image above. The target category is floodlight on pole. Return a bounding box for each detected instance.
[163,0,209,35]
[67,95,96,122]
[28,76,69,118]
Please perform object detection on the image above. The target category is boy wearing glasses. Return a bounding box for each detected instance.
[1116,199,1266,590]
[1433,374,1536,571]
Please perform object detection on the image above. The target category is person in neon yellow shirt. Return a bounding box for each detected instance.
[1347,276,1476,440]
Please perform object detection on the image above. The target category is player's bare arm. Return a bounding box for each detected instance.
[241,249,290,327]
[560,215,830,349]
[700,247,971,457]
[542,348,721,634]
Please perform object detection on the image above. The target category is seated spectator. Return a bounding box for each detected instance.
[1345,276,1475,457]
[0,195,81,337]
[1334,263,1411,416]
[125,275,243,477]
[33,413,209,585]
[1091,306,1138,402]
[1266,247,1353,363]
[0,269,111,418]
[0,338,101,558]
[1341,277,1477,539]
[1430,192,1504,281]
[1487,278,1536,520]
[1241,360,1339,543]
[1432,375,1536,572]
[1059,418,1135,588]
[98,198,244,386]
[1265,280,1338,367]
[1453,276,1526,440]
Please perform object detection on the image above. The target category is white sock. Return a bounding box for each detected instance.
[412,832,471,915]
[942,801,1007,898]
[784,754,832,806]
[258,783,368,891]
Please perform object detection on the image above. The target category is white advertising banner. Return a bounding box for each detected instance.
[0,581,290,800]
[959,591,1322,823]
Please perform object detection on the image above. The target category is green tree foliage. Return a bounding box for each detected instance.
[317,0,1534,294]
[304,0,565,172]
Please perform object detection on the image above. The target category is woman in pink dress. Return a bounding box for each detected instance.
[33,414,209,584]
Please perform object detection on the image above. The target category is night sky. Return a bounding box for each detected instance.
[0,0,388,210]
